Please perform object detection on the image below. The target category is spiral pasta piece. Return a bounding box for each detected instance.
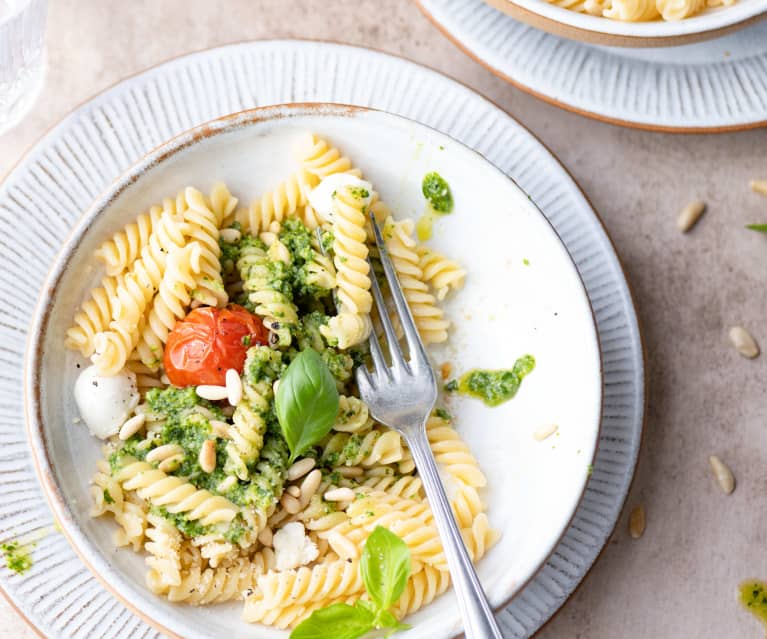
[94,206,163,276]
[209,182,239,226]
[226,379,272,480]
[321,428,404,468]
[145,513,184,593]
[603,0,660,20]
[320,185,372,349]
[357,467,424,500]
[383,216,449,345]
[238,240,298,346]
[135,242,202,369]
[182,187,227,308]
[296,133,361,180]
[243,594,356,628]
[656,0,705,18]
[168,550,275,604]
[332,395,372,433]
[392,566,451,619]
[415,245,466,300]
[65,275,122,357]
[115,460,238,527]
[427,413,487,489]
[235,169,317,235]
[91,211,186,375]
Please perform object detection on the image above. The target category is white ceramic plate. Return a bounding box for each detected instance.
[1,41,643,639]
[27,104,602,639]
[483,0,767,46]
[418,0,767,131]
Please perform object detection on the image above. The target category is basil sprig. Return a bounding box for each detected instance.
[275,349,339,463]
[291,527,412,639]
[747,224,767,233]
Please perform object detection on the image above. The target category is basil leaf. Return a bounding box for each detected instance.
[747,224,767,233]
[375,609,410,634]
[361,526,412,611]
[290,603,375,639]
[276,349,339,463]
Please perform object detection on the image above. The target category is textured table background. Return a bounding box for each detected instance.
[1,0,765,637]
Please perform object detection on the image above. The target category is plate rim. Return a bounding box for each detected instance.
[23,101,604,639]
[414,0,767,133]
[482,0,767,47]
[0,38,646,639]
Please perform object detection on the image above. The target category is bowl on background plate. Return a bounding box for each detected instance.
[24,103,602,639]
[482,0,767,46]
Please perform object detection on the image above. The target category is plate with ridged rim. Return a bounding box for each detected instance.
[417,0,767,132]
[1,40,643,638]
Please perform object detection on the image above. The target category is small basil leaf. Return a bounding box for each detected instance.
[747,224,767,233]
[276,349,339,463]
[290,603,375,639]
[361,526,412,611]
[375,609,410,633]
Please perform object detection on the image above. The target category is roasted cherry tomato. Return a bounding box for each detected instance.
[164,305,268,387]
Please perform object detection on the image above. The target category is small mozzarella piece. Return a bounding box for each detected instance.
[308,173,373,223]
[273,522,319,571]
[74,365,139,439]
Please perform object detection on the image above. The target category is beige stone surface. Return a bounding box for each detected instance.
[1,0,766,637]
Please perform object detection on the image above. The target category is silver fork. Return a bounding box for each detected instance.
[355,212,503,639]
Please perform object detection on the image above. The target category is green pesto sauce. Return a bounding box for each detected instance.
[740,580,767,630]
[2,541,33,575]
[450,355,536,407]
[422,172,453,214]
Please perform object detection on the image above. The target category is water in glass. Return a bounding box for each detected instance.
[0,0,46,136]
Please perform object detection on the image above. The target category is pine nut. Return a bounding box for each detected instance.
[534,424,558,441]
[119,414,146,440]
[147,444,184,463]
[709,455,735,494]
[258,527,273,547]
[196,385,229,401]
[287,457,316,481]
[677,200,706,232]
[629,505,646,539]
[299,470,323,508]
[750,179,767,196]
[210,420,230,438]
[327,531,358,561]
[729,326,760,359]
[281,493,301,514]
[334,466,363,478]
[324,487,356,502]
[287,485,301,498]
[220,228,242,243]
[199,439,217,474]
[440,362,452,380]
[225,369,243,406]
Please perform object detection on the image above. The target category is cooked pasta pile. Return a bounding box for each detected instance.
[66,133,496,628]
[546,0,734,21]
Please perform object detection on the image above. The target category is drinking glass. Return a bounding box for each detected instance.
[0,0,46,136]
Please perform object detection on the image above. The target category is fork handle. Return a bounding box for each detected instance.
[408,429,504,639]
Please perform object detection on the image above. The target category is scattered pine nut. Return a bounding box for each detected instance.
[220,228,242,243]
[327,531,359,561]
[286,485,301,498]
[225,369,243,406]
[298,470,323,508]
[534,424,558,441]
[196,384,229,401]
[334,466,363,478]
[287,457,316,481]
[440,362,452,380]
[629,505,646,539]
[750,179,767,196]
[199,439,217,474]
[677,200,706,232]
[280,493,301,514]
[258,527,273,547]
[729,326,760,359]
[324,487,356,502]
[118,414,146,440]
[709,455,735,494]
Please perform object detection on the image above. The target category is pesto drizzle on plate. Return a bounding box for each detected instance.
[446,355,536,407]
